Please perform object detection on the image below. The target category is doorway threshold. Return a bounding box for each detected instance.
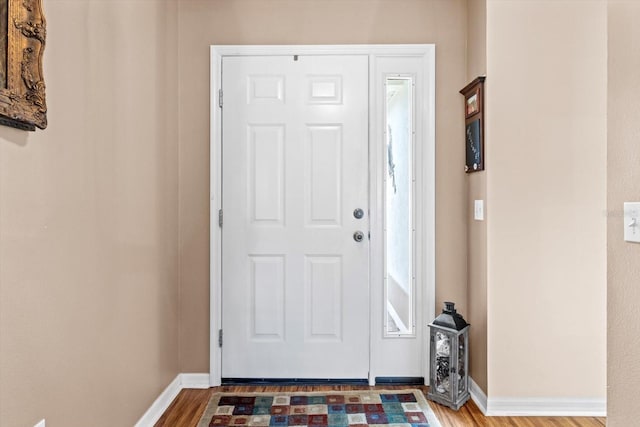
[374,377,425,385]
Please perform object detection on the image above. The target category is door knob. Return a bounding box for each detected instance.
[353,208,365,219]
[353,231,365,242]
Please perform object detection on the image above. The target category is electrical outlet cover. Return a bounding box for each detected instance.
[624,202,640,243]
[474,200,484,221]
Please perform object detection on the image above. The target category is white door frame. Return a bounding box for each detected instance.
[210,44,435,386]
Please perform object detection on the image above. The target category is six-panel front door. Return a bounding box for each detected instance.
[221,55,370,379]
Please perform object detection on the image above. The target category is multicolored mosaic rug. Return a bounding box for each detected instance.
[197,389,442,427]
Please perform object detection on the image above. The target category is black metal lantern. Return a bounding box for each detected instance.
[427,302,470,410]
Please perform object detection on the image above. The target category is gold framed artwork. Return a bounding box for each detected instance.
[0,0,47,131]
[460,76,485,172]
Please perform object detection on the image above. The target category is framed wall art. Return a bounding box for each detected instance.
[459,76,485,172]
[0,0,47,131]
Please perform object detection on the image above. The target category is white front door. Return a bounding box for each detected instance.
[221,55,370,379]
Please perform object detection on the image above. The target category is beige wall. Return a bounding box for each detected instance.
[178,0,470,372]
[607,1,640,424]
[465,0,488,394]
[486,0,606,398]
[0,1,180,426]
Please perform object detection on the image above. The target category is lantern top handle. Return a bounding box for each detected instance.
[432,301,470,331]
[444,302,456,313]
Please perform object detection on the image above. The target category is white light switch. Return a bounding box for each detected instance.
[474,200,484,221]
[624,202,640,243]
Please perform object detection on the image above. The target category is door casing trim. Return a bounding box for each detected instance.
[210,45,435,386]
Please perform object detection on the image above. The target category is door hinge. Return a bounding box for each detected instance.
[218,209,223,227]
[218,89,223,108]
[218,329,223,347]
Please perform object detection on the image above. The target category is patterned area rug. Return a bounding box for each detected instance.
[197,389,442,427]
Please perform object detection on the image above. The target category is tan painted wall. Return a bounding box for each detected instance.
[178,0,470,371]
[486,0,606,398]
[0,1,180,426]
[607,1,640,424]
[465,0,488,395]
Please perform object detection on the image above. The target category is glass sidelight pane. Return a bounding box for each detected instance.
[384,77,415,337]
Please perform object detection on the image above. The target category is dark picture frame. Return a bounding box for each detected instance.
[0,0,47,131]
[459,76,485,172]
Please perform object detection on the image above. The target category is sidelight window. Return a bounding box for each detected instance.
[384,77,416,337]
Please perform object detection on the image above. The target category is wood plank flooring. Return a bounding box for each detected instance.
[154,385,606,427]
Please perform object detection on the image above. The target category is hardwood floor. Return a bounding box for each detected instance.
[154,385,606,427]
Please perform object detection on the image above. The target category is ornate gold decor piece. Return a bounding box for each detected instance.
[0,0,46,131]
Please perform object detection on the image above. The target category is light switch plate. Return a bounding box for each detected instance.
[624,202,640,243]
[474,200,484,221]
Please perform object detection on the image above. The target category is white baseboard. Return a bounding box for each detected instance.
[134,373,211,427]
[469,377,488,415]
[181,373,211,389]
[468,377,605,417]
[486,397,606,417]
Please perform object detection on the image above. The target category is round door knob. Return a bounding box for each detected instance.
[353,231,365,242]
[353,208,365,219]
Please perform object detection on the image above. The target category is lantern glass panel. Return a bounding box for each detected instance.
[458,334,467,395]
[434,331,452,395]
